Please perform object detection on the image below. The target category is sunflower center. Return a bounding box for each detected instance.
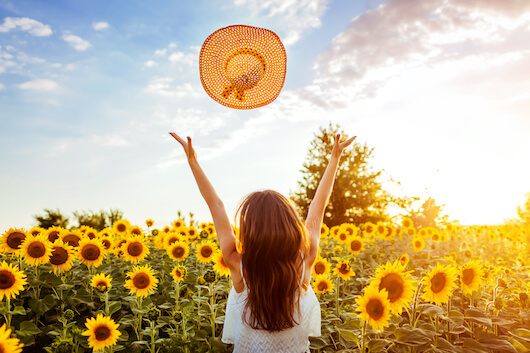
[117,224,127,232]
[317,281,329,292]
[350,240,362,252]
[366,298,384,320]
[379,273,404,302]
[7,232,25,249]
[173,246,185,258]
[414,240,422,247]
[0,270,15,289]
[96,281,108,288]
[462,268,475,285]
[102,239,111,249]
[431,273,446,294]
[167,236,178,245]
[133,273,151,289]
[94,325,111,341]
[63,234,80,247]
[82,244,101,261]
[175,269,183,278]
[128,242,143,256]
[200,247,213,258]
[314,262,326,275]
[48,231,60,242]
[366,226,373,233]
[131,229,141,235]
[339,263,350,275]
[28,241,46,258]
[50,247,68,265]
[86,232,96,239]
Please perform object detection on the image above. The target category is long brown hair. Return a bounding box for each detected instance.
[236,190,309,331]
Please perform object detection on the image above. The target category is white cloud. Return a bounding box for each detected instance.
[168,51,196,66]
[144,60,157,68]
[92,21,109,31]
[145,78,200,97]
[154,48,167,56]
[0,83,5,90]
[0,17,52,36]
[62,34,91,51]
[18,79,58,91]
[233,0,331,45]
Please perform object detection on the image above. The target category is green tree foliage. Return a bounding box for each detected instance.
[517,192,530,225]
[33,209,69,229]
[290,123,412,227]
[408,197,448,228]
[73,208,124,230]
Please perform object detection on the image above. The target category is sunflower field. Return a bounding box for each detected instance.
[1,217,530,353]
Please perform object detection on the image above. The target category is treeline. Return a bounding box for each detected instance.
[33,208,124,231]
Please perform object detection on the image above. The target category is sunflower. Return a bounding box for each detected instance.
[335,229,350,244]
[172,219,184,229]
[212,251,231,277]
[82,314,121,351]
[113,219,130,235]
[312,257,331,277]
[196,241,218,264]
[0,261,27,301]
[418,228,428,238]
[98,228,113,238]
[370,260,415,314]
[382,225,395,240]
[0,323,23,353]
[355,285,391,332]
[347,236,365,255]
[329,226,341,238]
[45,226,63,243]
[401,217,414,229]
[399,254,410,267]
[164,232,184,248]
[320,223,330,237]
[167,241,189,262]
[61,230,83,247]
[49,240,76,274]
[333,261,355,281]
[460,260,484,295]
[90,273,112,292]
[412,237,425,252]
[99,237,113,251]
[313,275,334,294]
[145,219,154,227]
[186,227,199,240]
[28,227,45,236]
[171,266,187,282]
[124,264,159,297]
[123,236,149,263]
[422,263,458,305]
[162,225,171,233]
[405,227,417,237]
[20,234,53,266]
[78,238,106,268]
[1,228,27,253]
[113,237,127,257]
[375,222,388,239]
[206,224,216,235]
[362,222,376,237]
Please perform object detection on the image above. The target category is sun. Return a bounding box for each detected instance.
[81,314,121,351]
[355,285,391,332]
[422,262,458,305]
[124,264,159,297]
[369,260,415,314]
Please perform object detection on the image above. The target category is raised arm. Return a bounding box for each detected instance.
[169,133,238,263]
[305,133,356,262]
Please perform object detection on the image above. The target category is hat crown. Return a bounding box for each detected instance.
[226,48,265,91]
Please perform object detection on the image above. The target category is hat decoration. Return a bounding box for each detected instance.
[199,25,287,110]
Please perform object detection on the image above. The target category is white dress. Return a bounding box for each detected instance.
[221,257,321,353]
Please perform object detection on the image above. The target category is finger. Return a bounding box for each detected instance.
[187,136,193,152]
[335,133,341,143]
[342,136,357,147]
[169,132,187,146]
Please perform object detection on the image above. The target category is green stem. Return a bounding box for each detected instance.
[209,283,216,338]
[105,290,109,317]
[150,320,156,353]
[6,296,11,328]
[335,277,340,318]
[361,320,367,353]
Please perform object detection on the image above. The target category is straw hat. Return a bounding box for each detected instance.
[199,25,286,110]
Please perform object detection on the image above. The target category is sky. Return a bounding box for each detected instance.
[1,0,530,233]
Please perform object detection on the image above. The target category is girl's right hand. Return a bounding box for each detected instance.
[169,132,197,162]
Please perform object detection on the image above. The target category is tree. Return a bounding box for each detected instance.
[73,208,125,230]
[517,192,530,225]
[33,209,69,229]
[408,197,447,228]
[290,123,412,227]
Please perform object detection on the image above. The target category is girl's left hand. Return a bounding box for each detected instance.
[169,132,197,162]
[332,133,356,158]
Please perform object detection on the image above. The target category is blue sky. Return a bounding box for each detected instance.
[1,0,530,233]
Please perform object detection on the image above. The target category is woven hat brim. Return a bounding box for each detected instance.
[199,25,286,110]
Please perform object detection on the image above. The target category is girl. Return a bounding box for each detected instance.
[170,132,356,352]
